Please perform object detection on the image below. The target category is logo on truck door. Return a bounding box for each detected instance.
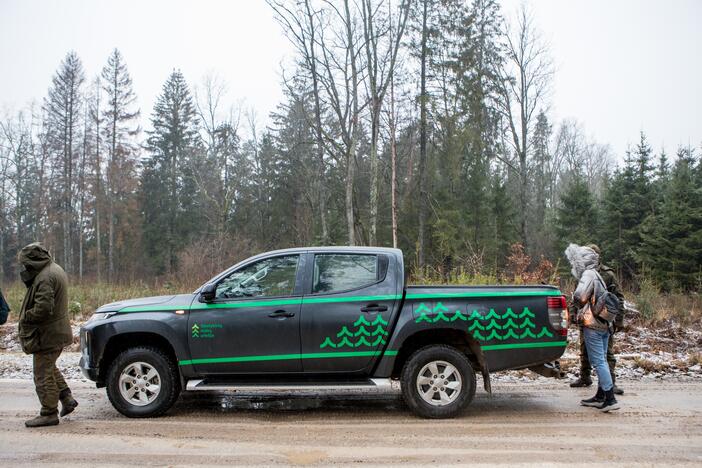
[191,322,223,339]
[414,302,554,342]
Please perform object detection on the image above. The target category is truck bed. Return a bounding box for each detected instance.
[376,283,566,374]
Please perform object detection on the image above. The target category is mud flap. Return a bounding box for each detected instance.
[467,340,491,395]
[529,360,566,379]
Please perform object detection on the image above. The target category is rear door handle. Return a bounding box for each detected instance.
[360,304,388,313]
[268,309,295,318]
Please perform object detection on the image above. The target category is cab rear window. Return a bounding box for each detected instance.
[312,254,381,294]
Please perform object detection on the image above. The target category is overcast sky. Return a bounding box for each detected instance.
[1,0,700,159]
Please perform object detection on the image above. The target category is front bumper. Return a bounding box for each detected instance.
[78,355,99,381]
[79,327,100,382]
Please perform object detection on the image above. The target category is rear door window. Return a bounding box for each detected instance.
[312,254,379,294]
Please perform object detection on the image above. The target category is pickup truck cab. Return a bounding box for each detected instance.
[80,247,568,418]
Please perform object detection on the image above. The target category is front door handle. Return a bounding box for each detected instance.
[360,304,388,313]
[268,309,295,318]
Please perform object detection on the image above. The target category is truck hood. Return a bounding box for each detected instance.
[96,294,195,313]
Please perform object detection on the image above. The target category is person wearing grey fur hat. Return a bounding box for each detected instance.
[564,243,621,413]
[569,243,625,394]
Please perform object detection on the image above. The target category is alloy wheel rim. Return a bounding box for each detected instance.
[416,360,462,406]
[119,361,161,406]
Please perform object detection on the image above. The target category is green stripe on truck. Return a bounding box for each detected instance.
[177,341,567,366]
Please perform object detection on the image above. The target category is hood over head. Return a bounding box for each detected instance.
[564,243,599,280]
[18,242,53,285]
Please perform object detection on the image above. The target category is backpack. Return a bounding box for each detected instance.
[593,272,622,324]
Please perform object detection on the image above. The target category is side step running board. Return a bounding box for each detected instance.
[186,378,393,392]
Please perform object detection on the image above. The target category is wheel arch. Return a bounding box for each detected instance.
[98,332,179,387]
[391,328,491,394]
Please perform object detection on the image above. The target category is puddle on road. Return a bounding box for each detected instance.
[176,391,405,414]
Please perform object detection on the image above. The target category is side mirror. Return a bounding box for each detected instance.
[200,283,216,302]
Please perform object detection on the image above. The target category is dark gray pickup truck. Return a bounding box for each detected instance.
[80,247,568,418]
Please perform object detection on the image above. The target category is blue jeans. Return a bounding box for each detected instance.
[583,327,613,391]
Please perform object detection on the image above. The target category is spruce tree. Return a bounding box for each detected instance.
[531,110,552,255]
[101,49,140,280]
[640,148,702,290]
[554,172,598,255]
[44,51,85,272]
[601,132,655,279]
[142,70,202,274]
[487,171,517,271]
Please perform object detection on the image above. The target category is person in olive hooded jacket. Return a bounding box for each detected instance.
[18,243,78,427]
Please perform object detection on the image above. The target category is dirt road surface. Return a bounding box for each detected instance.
[0,378,701,466]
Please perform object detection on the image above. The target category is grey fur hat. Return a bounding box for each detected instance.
[564,243,599,280]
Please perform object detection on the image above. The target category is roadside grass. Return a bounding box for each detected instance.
[633,279,701,326]
[633,357,668,373]
[2,281,194,321]
[2,269,700,326]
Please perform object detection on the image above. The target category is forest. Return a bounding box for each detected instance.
[0,0,700,295]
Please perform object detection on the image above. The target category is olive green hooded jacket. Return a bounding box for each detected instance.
[17,243,72,354]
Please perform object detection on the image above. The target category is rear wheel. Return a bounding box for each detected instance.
[106,346,180,418]
[400,345,476,419]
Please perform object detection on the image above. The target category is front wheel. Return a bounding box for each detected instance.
[106,346,180,418]
[400,345,476,419]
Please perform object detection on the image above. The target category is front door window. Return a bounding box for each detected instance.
[216,255,299,299]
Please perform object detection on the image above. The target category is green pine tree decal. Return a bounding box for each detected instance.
[468,310,482,320]
[354,326,371,337]
[503,329,520,340]
[450,310,468,321]
[485,320,502,330]
[320,314,390,349]
[502,308,519,319]
[485,309,501,320]
[320,337,337,349]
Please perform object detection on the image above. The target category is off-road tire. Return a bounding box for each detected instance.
[106,346,180,418]
[400,344,476,419]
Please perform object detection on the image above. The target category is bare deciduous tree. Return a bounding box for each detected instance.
[361,0,410,245]
[497,5,552,249]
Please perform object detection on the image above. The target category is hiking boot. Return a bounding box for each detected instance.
[570,375,593,388]
[612,385,624,395]
[598,389,621,413]
[59,390,78,417]
[25,413,59,428]
[580,387,605,407]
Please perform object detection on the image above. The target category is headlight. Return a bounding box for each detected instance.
[86,312,116,323]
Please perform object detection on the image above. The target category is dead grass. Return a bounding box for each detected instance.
[633,357,669,373]
[2,280,197,321]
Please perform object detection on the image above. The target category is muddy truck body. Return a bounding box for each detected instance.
[80,247,568,418]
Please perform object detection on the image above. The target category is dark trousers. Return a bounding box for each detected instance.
[32,350,69,415]
[578,326,616,382]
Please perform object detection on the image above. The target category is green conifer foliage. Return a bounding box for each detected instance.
[142,70,202,274]
[639,148,702,290]
[554,172,598,255]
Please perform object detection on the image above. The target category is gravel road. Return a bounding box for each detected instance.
[0,376,701,466]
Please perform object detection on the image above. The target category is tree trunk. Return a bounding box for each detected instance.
[345,148,356,246]
[389,73,398,249]
[418,0,429,266]
[108,200,114,280]
[78,110,88,281]
[304,0,328,244]
[369,104,379,246]
[344,0,358,246]
[95,102,101,282]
